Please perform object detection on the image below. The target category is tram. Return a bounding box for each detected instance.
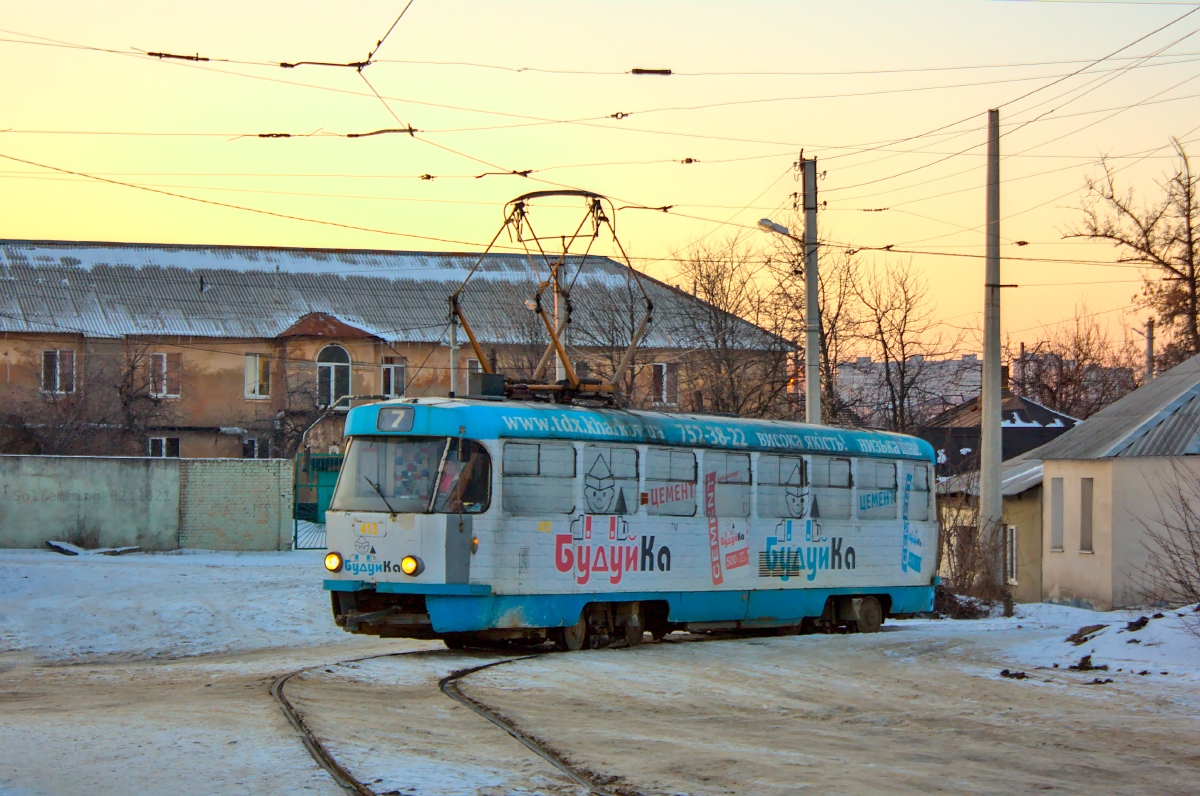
[322,397,937,650]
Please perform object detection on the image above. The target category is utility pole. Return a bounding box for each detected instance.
[979,108,1003,583]
[1145,317,1155,381]
[803,157,821,425]
[448,299,459,397]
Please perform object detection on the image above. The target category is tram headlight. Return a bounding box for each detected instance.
[324,552,343,573]
[400,555,424,576]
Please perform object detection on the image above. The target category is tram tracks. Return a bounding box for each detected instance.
[271,647,625,796]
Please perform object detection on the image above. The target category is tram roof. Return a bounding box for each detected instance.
[344,398,935,462]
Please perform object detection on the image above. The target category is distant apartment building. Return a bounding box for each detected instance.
[1,240,780,459]
[835,353,983,428]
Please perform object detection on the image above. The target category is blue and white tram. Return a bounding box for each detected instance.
[322,397,938,650]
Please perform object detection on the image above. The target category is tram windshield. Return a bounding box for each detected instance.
[331,436,491,514]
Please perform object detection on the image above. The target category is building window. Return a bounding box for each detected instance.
[41,349,75,394]
[149,352,182,398]
[1004,524,1018,585]
[317,345,351,408]
[244,354,271,399]
[1050,477,1064,551]
[382,356,406,398]
[242,438,271,459]
[651,362,679,405]
[1080,477,1094,552]
[467,358,482,375]
[148,437,180,458]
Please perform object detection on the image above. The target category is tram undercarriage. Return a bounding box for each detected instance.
[331,591,890,650]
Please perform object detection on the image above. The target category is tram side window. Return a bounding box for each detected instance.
[858,460,898,520]
[704,452,751,518]
[645,449,697,517]
[582,445,638,515]
[908,463,931,521]
[810,456,852,519]
[502,442,576,515]
[757,454,807,518]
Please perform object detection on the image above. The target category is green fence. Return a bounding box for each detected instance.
[293,452,344,550]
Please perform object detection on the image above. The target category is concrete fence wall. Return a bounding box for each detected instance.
[0,455,292,551]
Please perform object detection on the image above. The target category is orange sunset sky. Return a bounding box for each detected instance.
[2,0,1198,351]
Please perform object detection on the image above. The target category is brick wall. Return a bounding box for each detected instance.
[178,459,291,551]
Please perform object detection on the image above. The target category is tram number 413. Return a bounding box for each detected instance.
[357,522,380,536]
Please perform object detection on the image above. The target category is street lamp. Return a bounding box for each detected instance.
[759,217,821,425]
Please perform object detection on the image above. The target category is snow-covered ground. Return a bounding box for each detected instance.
[0,548,345,661]
[3,549,1199,795]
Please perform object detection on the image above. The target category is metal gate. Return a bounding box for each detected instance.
[293,452,344,550]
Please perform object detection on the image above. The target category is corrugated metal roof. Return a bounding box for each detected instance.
[1028,353,1200,460]
[0,240,780,350]
[941,452,1044,497]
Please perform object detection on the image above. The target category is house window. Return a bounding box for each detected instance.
[467,358,482,375]
[382,356,405,398]
[244,354,271,399]
[149,352,182,398]
[317,345,351,408]
[242,438,271,459]
[651,362,679,405]
[1004,524,1018,585]
[1050,477,1064,551]
[1080,477,1094,552]
[41,349,75,394]
[148,437,180,458]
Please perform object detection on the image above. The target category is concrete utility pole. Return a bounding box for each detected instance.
[1145,317,1155,381]
[448,299,459,397]
[803,157,821,425]
[979,108,1003,579]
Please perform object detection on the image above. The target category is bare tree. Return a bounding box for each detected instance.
[1007,304,1138,419]
[767,227,864,424]
[1135,459,1200,635]
[671,233,794,418]
[566,270,658,406]
[1067,140,1200,369]
[844,258,964,432]
[2,341,181,456]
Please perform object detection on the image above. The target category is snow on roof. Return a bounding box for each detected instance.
[0,239,781,349]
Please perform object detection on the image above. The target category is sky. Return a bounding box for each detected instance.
[1,0,1198,351]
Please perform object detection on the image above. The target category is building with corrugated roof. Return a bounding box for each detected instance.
[941,354,1200,609]
[1,240,786,459]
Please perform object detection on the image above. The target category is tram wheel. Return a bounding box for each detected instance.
[442,633,467,650]
[625,620,644,647]
[556,615,588,652]
[856,597,884,634]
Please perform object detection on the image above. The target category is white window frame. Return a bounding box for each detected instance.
[148,437,180,458]
[1004,524,1018,585]
[651,362,679,406]
[149,353,181,399]
[244,354,271,399]
[316,345,351,410]
[40,349,76,394]
[382,357,406,398]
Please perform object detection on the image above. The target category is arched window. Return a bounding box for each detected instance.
[317,345,351,408]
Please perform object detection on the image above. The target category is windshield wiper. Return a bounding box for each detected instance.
[362,475,399,516]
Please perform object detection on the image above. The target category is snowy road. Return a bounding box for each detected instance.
[2,550,1199,795]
